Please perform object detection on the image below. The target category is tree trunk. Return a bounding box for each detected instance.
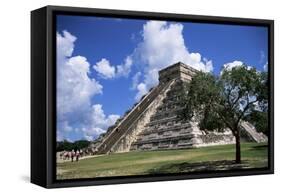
[235,128,241,164]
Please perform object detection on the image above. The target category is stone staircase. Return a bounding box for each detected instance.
[95,79,175,154]
[92,62,268,154]
[130,79,236,151]
[241,121,268,143]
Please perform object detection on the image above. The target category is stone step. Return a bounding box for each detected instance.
[145,116,180,127]
[139,123,192,135]
[130,141,194,151]
[150,108,184,121]
[132,134,196,145]
[95,80,174,154]
[241,121,268,143]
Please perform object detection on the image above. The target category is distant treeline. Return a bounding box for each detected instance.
[56,140,91,152]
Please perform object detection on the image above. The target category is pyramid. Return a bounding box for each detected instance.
[93,62,267,154]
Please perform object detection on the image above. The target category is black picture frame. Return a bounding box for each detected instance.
[31,5,274,188]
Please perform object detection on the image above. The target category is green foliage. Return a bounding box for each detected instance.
[180,65,268,163]
[56,140,91,152]
[245,111,268,136]
[181,72,225,131]
[181,65,268,133]
[220,66,268,125]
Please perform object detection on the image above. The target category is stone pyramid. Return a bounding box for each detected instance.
[92,62,267,154]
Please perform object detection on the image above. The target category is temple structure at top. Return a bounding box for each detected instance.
[91,62,267,154]
[158,62,198,83]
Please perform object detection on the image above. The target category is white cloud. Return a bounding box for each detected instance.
[57,31,76,58]
[91,104,120,129]
[203,57,214,72]
[94,58,116,79]
[220,60,256,76]
[135,21,213,72]
[264,62,268,71]
[57,30,119,141]
[58,121,73,132]
[131,72,142,90]
[259,50,265,64]
[222,60,244,72]
[135,83,148,101]
[116,56,133,77]
[132,21,213,100]
[93,56,133,79]
[57,130,64,142]
[57,31,103,120]
[82,104,120,141]
[83,129,104,141]
[221,60,254,75]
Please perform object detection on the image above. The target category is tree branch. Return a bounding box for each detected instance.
[236,98,259,126]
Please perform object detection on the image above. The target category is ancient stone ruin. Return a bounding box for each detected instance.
[91,62,267,154]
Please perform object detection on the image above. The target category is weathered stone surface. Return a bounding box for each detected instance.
[91,62,267,154]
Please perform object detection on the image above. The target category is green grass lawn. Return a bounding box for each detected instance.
[57,143,268,180]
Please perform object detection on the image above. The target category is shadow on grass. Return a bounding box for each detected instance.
[146,160,251,174]
[251,144,268,150]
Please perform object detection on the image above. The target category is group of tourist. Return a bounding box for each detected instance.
[60,150,83,162]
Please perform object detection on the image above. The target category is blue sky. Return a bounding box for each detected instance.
[56,15,268,142]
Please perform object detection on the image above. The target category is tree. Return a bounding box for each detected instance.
[73,140,91,150]
[245,71,269,136]
[56,139,91,152]
[245,110,268,136]
[56,140,73,151]
[181,65,268,163]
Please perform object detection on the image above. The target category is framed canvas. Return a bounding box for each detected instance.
[31,5,274,188]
